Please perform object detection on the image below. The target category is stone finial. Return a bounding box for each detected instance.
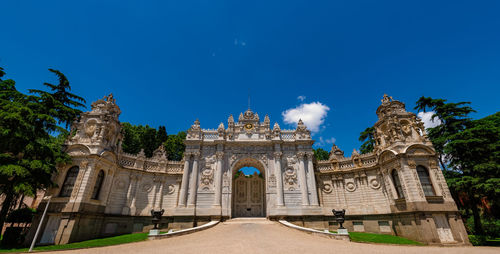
[272,122,281,131]
[228,115,234,123]
[264,115,270,124]
[352,148,360,156]
[138,149,146,158]
[218,122,225,131]
[381,94,393,104]
[90,93,121,116]
[190,119,201,130]
[153,145,167,160]
[296,119,307,131]
[329,144,344,160]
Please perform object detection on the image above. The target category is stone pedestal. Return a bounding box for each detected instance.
[149,229,160,236]
[337,228,348,235]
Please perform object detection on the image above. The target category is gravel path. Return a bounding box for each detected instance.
[43,218,497,254]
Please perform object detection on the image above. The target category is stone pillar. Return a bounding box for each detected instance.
[187,152,200,207]
[297,152,309,206]
[178,153,191,207]
[274,152,284,207]
[306,153,319,206]
[213,151,224,206]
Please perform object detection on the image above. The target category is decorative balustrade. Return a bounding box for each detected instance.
[280,130,295,140]
[202,130,219,140]
[118,152,183,174]
[315,153,378,173]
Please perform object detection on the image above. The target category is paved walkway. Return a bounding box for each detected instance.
[45,218,497,254]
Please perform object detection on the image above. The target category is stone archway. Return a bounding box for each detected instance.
[232,158,266,217]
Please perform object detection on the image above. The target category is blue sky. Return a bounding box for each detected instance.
[1,1,499,156]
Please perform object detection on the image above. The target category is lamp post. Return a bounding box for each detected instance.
[332,209,348,235]
[29,195,52,252]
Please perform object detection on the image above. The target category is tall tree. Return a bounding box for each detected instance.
[164,131,186,161]
[313,148,329,161]
[29,69,86,128]
[414,96,475,170]
[358,127,375,154]
[140,126,157,157]
[0,67,77,233]
[156,126,168,148]
[444,112,500,235]
[121,122,142,154]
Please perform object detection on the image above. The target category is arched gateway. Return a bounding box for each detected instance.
[175,108,320,219]
[26,94,470,246]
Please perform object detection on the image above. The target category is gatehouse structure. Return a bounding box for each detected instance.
[25,94,470,246]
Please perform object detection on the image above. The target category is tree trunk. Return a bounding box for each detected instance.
[0,191,14,234]
[471,199,484,235]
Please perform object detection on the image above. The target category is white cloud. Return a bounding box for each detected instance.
[417,111,442,129]
[282,102,330,133]
[315,136,336,147]
[297,95,306,102]
[234,38,246,47]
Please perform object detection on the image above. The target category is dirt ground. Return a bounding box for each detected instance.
[43,218,498,254]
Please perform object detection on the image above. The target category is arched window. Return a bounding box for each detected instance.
[91,170,105,200]
[60,166,80,197]
[417,166,435,196]
[391,169,405,199]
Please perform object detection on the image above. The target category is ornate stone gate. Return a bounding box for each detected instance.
[174,108,320,218]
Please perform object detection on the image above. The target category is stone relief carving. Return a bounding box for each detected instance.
[284,167,298,191]
[268,174,276,188]
[167,184,175,194]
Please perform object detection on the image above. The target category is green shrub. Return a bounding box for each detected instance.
[468,235,487,246]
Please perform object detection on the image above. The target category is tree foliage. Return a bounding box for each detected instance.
[164,131,186,161]
[358,127,375,154]
[121,123,185,160]
[0,67,83,233]
[415,96,499,236]
[313,148,329,161]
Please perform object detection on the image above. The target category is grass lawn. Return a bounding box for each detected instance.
[331,231,424,245]
[0,232,149,253]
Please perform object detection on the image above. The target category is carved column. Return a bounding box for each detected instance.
[178,153,191,207]
[213,151,224,206]
[187,152,200,207]
[297,152,309,206]
[306,153,319,206]
[274,152,284,207]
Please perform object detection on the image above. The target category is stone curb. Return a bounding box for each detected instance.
[278,220,351,241]
[148,220,220,240]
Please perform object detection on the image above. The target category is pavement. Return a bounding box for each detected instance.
[43,218,498,254]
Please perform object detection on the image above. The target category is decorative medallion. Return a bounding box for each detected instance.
[369,178,381,189]
[167,184,175,194]
[345,182,356,192]
[244,123,254,130]
[322,183,333,193]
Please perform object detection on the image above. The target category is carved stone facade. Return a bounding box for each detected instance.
[26,95,469,246]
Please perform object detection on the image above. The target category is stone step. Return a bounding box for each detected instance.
[223,217,274,224]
